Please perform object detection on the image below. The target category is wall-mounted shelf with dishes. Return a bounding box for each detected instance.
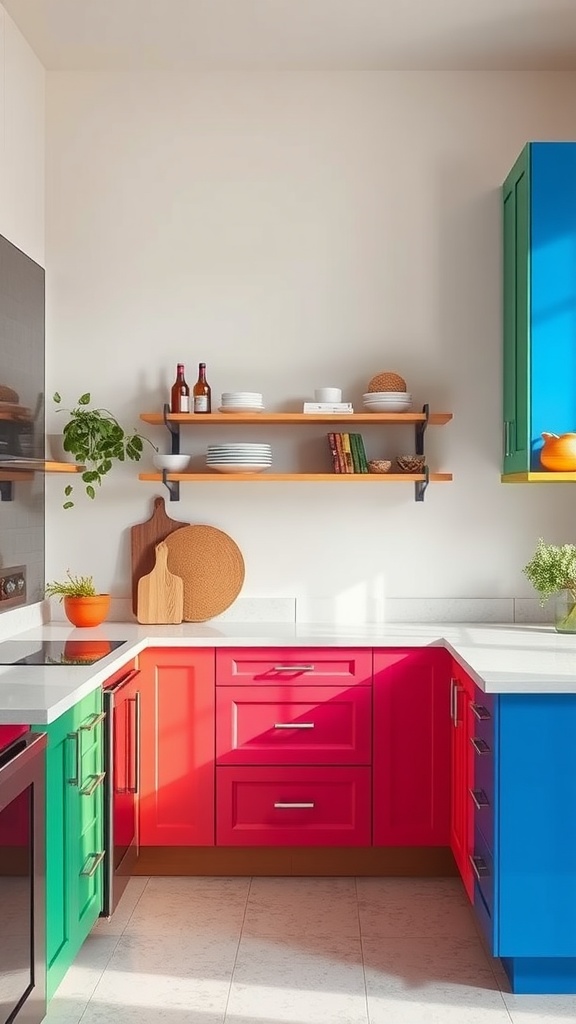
[138,405,453,503]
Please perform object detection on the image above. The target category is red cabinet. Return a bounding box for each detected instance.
[217,766,371,846]
[450,662,475,901]
[372,648,450,846]
[0,724,27,752]
[216,684,372,766]
[138,648,215,846]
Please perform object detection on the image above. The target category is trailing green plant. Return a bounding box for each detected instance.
[45,570,98,600]
[54,392,157,508]
[523,538,576,604]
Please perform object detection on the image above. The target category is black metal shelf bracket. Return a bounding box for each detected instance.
[161,469,180,502]
[415,465,429,503]
[162,403,181,454]
[415,403,429,456]
[0,482,13,502]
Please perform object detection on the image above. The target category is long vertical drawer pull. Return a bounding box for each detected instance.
[469,853,490,880]
[80,772,106,797]
[470,703,491,721]
[68,731,80,786]
[273,722,315,729]
[470,737,491,755]
[274,802,315,809]
[273,665,315,672]
[469,787,490,810]
[80,851,105,877]
[80,711,106,732]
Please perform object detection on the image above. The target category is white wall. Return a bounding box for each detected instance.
[0,3,44,265]
[44,70,576,622]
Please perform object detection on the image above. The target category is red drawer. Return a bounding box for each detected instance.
[216,766,371,846]
[216,685,372,765]
[216,648,372,686]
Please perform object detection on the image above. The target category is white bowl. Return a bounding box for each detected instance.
[153,453,190,472]
[363,392,412,399]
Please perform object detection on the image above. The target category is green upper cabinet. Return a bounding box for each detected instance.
[32,687,104,999]
[502,142,576,479]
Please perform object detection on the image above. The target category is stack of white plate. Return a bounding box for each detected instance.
[219,392,264,413]
[206,443,272,474]
[363,392,412,413]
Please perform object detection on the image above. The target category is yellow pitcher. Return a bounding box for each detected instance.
[540,432,576,472]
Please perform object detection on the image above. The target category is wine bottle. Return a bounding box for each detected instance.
[170,363,190,413]
[193,362,211,414]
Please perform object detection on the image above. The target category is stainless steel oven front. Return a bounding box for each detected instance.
[102,669,141,918]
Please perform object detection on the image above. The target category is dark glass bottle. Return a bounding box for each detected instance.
[170,363,190,413]
[193,362,211,414]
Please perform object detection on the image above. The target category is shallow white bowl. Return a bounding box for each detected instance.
[363,392,412,399]
[153,453,190,472]
[208,464,270,474]
[363,402,412,413]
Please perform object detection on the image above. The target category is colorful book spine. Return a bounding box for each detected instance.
[352,433,369,473]
[349,433,362,473]
[327,432,341,473]
[334,433,347,473]
[341,433,354,473]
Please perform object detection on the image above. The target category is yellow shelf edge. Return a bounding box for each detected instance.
[502,472,576,483]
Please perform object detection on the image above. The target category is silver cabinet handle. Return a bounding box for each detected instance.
[504,420,511,458]
[80,711,106,732]
[469,853,490,880]
[449,678,455,723]
[81,851,105,878]
[273,665,315,672]
[129,691,141,795]
[80,772,106,797]
[274,802,315,809]
[274,722,315,729]
[450,679,461,726]
[470,703,491,721]
[470,737,491,755]
[469,787,489,810]
[68,731,80,786]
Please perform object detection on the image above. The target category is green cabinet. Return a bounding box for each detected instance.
[32,687,104,999]
[502,142,576,479]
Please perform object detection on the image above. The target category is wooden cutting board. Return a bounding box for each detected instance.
[137,542,184,624]
[130,496,188,614]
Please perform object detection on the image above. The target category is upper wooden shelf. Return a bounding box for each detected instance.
[140,411,453,426]
[139,472,453,483]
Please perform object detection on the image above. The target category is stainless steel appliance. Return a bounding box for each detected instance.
[0,732,46,1024]
[102,667,141,917]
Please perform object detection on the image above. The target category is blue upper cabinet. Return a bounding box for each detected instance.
[502,142,576,479]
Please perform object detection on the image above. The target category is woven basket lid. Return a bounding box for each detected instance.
[164,524,245,622]
[367,371,407,393]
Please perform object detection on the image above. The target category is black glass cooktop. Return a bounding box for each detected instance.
[0,639,127,666]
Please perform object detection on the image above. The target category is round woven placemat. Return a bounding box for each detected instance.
[164,524,245,622]
[367,371,407,393]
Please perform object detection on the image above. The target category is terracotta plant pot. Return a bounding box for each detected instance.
[63,594,111,628]
[540,432,576,472]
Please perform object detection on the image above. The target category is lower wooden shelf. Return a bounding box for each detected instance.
[139,472,453,482]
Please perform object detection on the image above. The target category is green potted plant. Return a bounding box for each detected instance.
[53,392,157,508]
[45,570,110,627]
[523,538,576,632]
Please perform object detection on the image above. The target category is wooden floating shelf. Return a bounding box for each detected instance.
[0,470,34,482]
[0,460,85,474]
[141,411,453,426]
[502,472,576,483]
[139,472,453,483]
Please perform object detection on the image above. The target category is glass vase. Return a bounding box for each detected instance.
[554,589,576,633]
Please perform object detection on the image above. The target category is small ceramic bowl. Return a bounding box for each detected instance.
[153,453,190,472]
[368,459,392,474]
[396,455,425,473]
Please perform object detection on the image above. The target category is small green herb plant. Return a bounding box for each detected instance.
[54,392,157,508]
[45,571,97,600]
[523,538,576,628]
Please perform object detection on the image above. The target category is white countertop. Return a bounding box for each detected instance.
[0,620,575,724]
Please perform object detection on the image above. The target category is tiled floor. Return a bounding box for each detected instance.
[44,876,576,1024]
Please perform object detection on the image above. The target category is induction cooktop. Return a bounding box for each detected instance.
[0,639,127,666]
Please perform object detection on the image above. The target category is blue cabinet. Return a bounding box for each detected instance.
[464,684,576,993]
[502,142,576,478]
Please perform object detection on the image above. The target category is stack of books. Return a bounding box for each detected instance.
[303,402,354,414]
[327,432,369,473]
